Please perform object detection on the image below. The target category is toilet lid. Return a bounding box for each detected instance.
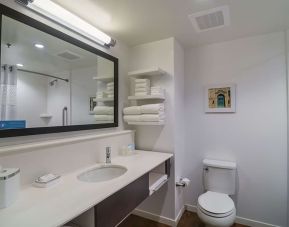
[198,191,234,214]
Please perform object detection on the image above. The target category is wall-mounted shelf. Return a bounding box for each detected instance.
[40,114,52,118]
[127,121,165,126]
[93,76,114,82]
[128,94,165,100]
[149,172,168,195]
[93,97,114,102]
[128,67,167,77]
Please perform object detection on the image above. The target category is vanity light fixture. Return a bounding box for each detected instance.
[16,63,24,67]
[15,0,116,48]
[34,43,44,49]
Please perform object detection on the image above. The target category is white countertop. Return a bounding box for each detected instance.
[0,150,172,227]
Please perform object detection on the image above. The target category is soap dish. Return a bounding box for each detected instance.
[33,173,61,188]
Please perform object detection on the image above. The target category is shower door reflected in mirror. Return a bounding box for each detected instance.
[0,13,117,134]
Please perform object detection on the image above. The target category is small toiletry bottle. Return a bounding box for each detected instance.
[127,144,135,155]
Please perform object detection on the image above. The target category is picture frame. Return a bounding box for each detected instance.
[204,84,236,113]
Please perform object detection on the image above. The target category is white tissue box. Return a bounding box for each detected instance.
[0,168,20,208]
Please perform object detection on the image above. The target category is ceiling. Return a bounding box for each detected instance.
[52,0,289,47]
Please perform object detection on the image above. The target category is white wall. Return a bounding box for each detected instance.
[173,40,185,218]
[285,30,289,224]
[184,32,288,226]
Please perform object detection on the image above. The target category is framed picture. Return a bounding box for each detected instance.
[204,84,236,113]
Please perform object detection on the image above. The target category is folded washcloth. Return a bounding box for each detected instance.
[107,86,114,91]
[140,104,164,114]
[93,106,114,115]
[96,91,106,98]
[106,90,114,95]
[123,115,141,122]
[135,83,150,88]
[107,82,114,86]
[135,87,150,92]
[151,92,165,96]
[141,113,165,122]
[151,86,162,90]
[107,95,114,98]
[135,79,150,83]
[123,106,142,115]
[135,92,149,96]
[94,115,114,121]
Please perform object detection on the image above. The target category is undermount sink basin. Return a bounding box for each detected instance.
[77,165,127,183]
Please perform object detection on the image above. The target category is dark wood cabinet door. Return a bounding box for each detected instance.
[95,173,149,227]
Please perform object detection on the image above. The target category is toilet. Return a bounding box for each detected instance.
[197,159,237,227]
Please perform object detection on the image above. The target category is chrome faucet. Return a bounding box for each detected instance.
[106,147,111,164]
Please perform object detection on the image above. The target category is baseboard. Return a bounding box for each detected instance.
[133,204,280,227]
[175,206,186,226]
[235,216,280,227]
[132,209,176,226]
[185,204,197,213]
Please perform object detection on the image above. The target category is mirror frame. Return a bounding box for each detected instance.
[0,4,118,138]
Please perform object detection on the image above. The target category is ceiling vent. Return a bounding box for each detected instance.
[188,5,230,33]
[56,50,82,61]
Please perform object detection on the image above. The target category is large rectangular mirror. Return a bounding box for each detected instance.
[0,5,118,137]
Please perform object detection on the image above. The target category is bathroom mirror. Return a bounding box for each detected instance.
[0,5,118,137]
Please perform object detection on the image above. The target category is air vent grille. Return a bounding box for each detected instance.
[57,50,82,61]
[189,6,230,32]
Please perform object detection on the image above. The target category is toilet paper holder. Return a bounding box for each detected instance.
[176,177,190,187]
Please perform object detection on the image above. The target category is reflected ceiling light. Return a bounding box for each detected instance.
[34,43,44,49]
[16,63,24,67]
[15,0,116,48]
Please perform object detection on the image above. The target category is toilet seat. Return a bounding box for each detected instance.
[198,191,235,218]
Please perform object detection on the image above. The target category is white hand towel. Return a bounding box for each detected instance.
[135,79,150,83]
[94,115,114,121]
[151,92,165,96]
[106,90,114,95]
[107,82,114,86]
[107,95,114,98]
[107,86,114,91]
[151,86,162,90]
[141,114,165,122]
[123,106,141,115]
[123,115,142,122]
[135,87,150,92]
[135,83,150,88]
[93,106,114,115]
[135,92,149,96]
[140,104,164,114]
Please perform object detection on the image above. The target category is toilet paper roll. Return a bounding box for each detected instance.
[181,178,191,186]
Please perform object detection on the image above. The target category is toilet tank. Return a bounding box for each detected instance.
[203,159,237,195]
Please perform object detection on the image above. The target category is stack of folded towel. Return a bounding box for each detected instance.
[93,106,114,121]
[123,104,165,122]
[106,82,114,98]
[151,86,165,96]
[134,79,150,96]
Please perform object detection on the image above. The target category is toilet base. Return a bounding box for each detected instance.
[197,207,236,227]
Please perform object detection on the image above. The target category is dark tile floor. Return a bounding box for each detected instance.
[119,211,249,227]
